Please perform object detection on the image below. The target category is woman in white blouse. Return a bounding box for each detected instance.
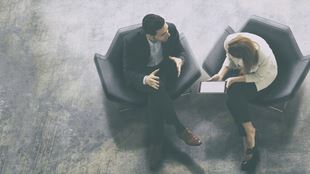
[209,32,278,171]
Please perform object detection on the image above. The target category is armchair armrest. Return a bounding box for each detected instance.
[94,53,146,106]
[202,26,235,76]
[171,33,201,98]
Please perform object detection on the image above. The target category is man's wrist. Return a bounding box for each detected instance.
[170,56,180,61]
[143,76,148,85]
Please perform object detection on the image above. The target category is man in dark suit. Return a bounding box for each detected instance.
[123,14,201,169]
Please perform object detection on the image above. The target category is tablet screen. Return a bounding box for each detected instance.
[199,81,226,93]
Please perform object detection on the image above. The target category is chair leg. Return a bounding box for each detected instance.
[268,101,288,112]
[119,106,132,112]
[118,104,133,112]
[181,88,192,96]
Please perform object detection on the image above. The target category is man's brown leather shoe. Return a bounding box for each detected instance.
[178,128,202,146]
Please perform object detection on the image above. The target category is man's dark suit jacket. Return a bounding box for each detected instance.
[122,23,186,92]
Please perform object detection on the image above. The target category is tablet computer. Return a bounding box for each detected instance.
[198,81,227,93]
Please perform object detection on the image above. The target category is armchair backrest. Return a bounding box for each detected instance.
[105,24,141,66]
[241,16,309,105]
[240,16,303,68]
[202,26,235,76]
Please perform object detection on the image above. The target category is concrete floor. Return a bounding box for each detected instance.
[0,0,309,173]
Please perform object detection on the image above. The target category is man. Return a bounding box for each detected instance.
[123,14,201,169]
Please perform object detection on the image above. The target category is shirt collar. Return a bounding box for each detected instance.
[147,38,160,45]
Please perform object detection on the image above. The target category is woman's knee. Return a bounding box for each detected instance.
[226,86,241,105]
[227,83,243,97]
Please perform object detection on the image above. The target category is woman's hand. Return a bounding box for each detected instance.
[225,77,236,88]
[225,76,246,88]
[208,74,223,81]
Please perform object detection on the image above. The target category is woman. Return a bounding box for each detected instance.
[209,32,278,171]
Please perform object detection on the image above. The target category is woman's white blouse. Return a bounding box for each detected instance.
[222,32,278,91]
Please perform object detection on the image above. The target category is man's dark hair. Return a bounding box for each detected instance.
[142,14,165,36]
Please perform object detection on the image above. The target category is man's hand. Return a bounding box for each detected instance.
[145,69,160,90]
[169,56,184,77]
[208,73,223,81]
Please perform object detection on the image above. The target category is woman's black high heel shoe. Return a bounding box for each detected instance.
[241,133,260,171]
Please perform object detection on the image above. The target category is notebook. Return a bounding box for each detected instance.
[198,81,227,93]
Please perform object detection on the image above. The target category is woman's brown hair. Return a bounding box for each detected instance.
[228,36,259,73]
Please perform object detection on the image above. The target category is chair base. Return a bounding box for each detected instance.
[117,88,193,112]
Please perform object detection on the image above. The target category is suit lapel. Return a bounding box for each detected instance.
[138,29,150,61]
[162,42,168,58]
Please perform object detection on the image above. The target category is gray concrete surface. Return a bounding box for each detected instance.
[0,0,309,173]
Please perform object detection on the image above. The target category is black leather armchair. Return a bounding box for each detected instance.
[203,16,310,107]
[95,24,201,106]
